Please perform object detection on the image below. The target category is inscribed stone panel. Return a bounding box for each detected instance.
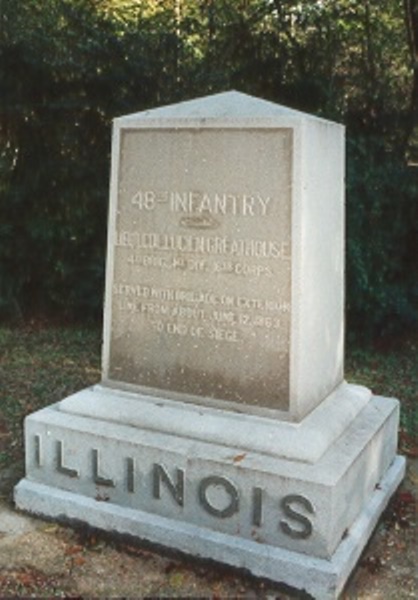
[109,128,292,411]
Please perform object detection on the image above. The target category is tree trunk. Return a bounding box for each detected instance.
[404,0,418,163]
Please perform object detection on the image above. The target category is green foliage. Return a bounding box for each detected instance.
[346,135,418,337]
[0,0,184,319]
[345,333,418,439]
[0,0,113,318]
[0,0,417,335]
[0,324,101,467]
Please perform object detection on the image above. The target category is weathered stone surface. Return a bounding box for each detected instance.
[59,382,371,464]
[15,396,405,599]
[103,91,345,421]
[18,391,400,560]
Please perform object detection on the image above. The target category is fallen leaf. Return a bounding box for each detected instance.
[170,572,185,588]
[64,544,83,556]
[408,472,418,486]
[41,524,59,534]
[361,555,383,574]
[120,543,154,558]
[18,573,35,586]
[398,491,415,503]
[164,561,180,575]
[233,453,246,463]
[403,446,418,458]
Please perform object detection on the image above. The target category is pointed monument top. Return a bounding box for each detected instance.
[116,90,338,126]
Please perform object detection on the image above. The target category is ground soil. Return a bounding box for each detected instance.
[0,457,416,599]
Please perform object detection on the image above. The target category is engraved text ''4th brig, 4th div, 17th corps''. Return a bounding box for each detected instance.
[116,232,289,281]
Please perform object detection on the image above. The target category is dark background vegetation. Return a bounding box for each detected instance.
[1,0,417,338]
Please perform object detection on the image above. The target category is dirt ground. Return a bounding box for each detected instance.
[0,458,416,599]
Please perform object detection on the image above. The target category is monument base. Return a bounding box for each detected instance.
[15,457,405,600]
[14,386,405,599]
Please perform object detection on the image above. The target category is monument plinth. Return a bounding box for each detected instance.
[15,92,405,599]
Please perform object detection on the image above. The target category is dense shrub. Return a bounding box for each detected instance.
[0,0,417,335]
[346,135,418,337]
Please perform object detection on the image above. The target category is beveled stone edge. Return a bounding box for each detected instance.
[113,91,344,129]
[59,381,372,464]
[14,456,406,600]
[114,117,303,129]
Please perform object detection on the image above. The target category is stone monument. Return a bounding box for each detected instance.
[15,92,405,599]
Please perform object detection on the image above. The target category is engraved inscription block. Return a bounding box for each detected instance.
[103,92,345,420]
[108,128,292,411]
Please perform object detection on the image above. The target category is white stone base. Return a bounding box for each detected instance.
[14,387,405,599]
[15,458,404,600]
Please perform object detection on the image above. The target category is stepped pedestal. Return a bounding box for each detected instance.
[15,92,404,599]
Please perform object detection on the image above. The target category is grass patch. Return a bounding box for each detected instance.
[0,324,101,467]
[0,324,417,470]
[346,333,418,445]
